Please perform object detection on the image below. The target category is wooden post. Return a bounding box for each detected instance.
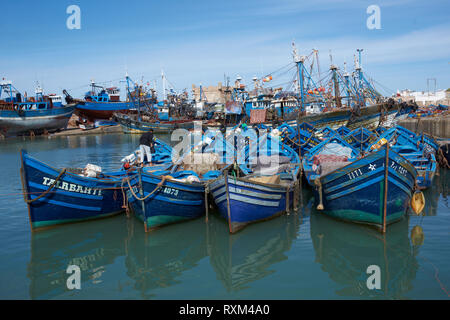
[138,167,148,232]
[293,181,298,212]
[205,185,209,222]
[286,187,290,215]
[382,143,390,233]
[224,171,233,233]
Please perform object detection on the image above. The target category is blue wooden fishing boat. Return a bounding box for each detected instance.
[126,129,236,231]
[20,139,173,230]
[316,125,338,139]
[336,125,350,136]
[0,80,74,137]
[310,144,417,231]
[343,127,377,151]
[366,126,437,189]
[209,133,301,233]
[20,150,129,230]
[278,122,320,156]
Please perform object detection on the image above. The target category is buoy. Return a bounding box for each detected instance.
[411,191,425,215]
[411,225,424,246]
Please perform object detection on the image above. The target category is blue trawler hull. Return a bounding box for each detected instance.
[127,170,206,230]
[20,150,128,230]
[314,146,417,229]
[210,175,294,233]
[0,105,74,136]
[75,101,134,121]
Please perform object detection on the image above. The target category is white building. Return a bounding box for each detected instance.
[396,89,449,106]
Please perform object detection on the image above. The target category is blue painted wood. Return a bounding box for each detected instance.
[366,125,437,189]
[278,122,320,156]
[0,105,74,136]
[20,150,130,230]
[127,169,207,230]
[209,174,294,233]
[313,145,417,229]
[343,127,377,151]
[127,130,236,230]
[210,133,300,233]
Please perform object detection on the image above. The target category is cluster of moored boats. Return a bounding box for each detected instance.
[20,120,441,234]
[1,46,427,138]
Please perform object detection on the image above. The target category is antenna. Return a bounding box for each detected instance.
[356,49,363,69]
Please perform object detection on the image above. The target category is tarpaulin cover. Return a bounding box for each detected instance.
[250,109,266,124]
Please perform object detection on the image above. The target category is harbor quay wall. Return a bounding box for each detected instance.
[398,115,450,139]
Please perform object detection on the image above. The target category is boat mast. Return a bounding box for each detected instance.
[161,69,166,103]
[329,52,341,109]
[126,72,141,121]
[293,42,305,112]
[343,62,351,107]
[314,49,322,88]
[355,49,364,106]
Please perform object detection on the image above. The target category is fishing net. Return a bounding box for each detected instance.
[182,152,224,176]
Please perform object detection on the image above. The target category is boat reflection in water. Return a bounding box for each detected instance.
[27,215,128,299]
[124,218,208,299]
[207,212,301,292]
[310,206,422,299]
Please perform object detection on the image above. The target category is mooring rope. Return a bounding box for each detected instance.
[125,175,168,201]
[25,168,67,204]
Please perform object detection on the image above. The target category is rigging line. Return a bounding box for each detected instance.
[372,79,395,94]
[260,62,294,78]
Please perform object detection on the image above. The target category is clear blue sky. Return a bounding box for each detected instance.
[1,0,449,98]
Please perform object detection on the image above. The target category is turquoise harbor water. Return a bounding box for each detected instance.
[0,133,449,299]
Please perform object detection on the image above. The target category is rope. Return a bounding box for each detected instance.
[346,131,376,144]
[283,131,317,148]
[120,178,130,217]
[125,175,168,201]
[25,168,67,204]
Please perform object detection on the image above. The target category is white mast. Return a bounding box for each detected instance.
[161,69,166,101]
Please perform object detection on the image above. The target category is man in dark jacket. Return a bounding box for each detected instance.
[139,129,154,164]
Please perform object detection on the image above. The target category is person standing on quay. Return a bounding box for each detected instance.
[139,128,155,164]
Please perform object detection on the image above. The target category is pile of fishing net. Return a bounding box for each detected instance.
[182,152,224,176]
[251,155,292,176]
[313,154,351,177]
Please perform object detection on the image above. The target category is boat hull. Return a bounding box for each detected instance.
[210,175,294,233]
[20,150,126,230]
[115,113,195,133]
[75,101,134,121]
[315,147,417,229]
[0,105,74,136]
[259,102,413,131]
[127,171,206,230]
